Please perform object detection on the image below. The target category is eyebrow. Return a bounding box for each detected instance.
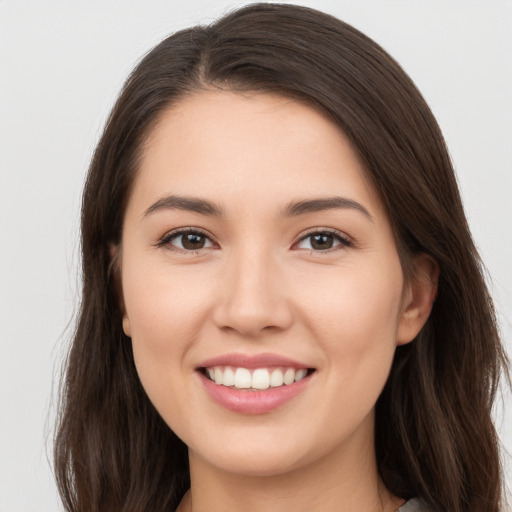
[281,196,373,221]
[144,195,223,217]
[143,194,372,221]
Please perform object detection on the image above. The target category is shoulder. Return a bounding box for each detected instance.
[398,498,436,512]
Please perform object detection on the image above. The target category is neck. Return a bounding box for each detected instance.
[178,421,403,512]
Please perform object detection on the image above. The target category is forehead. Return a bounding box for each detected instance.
[130,90,384,220]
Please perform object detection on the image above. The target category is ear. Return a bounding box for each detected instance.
[397,253,439,346]
[110,244,132,338]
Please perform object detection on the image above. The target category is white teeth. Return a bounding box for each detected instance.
[270,368,284,387]
[251,369,270,390]
[283,368,295,385]
[295,369,307,382]
[205,366,310,389]
[223,366,235,386]
[234,367,252,389]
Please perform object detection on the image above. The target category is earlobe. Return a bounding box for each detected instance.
[397,253,439,345]
[110,244,132,338]
[122,315,132,338]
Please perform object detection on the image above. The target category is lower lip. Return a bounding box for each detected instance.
[199,372,313,414]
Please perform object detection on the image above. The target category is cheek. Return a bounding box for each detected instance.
[303,255,402,317]
[291,260,404,444]
[120,259,218,436]
[296,259,404,367]
[120,253,216,409]
[122,259,212,349]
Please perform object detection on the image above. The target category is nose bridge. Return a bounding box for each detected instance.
[213,242,292,336]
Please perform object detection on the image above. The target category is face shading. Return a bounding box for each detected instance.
[117,90,432,478]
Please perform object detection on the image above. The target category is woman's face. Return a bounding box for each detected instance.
[119,91,424,477]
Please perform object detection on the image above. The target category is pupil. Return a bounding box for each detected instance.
[311,234,333,250]
[182,233,205,250]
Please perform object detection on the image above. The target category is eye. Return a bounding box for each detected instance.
[157,228,216,252]
[294,230,352,251]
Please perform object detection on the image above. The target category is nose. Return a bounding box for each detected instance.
[212,248,294,338]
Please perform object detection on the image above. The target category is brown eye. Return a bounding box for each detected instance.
[181,233,207,250]
[296,230,352,251]
[310,233,335,250]
[159,229,215,252]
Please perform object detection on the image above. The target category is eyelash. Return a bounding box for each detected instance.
[156,227,353,254]
[294,228,353,253]
[156,228,216,254]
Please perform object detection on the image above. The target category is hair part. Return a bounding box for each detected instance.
[54,4,510,512]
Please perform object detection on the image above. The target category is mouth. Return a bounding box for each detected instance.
[195,353,316,414]
[199,365,316,391]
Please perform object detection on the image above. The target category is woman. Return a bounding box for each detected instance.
[54,3,510,512]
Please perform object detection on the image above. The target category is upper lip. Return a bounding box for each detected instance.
[196,352,312,370]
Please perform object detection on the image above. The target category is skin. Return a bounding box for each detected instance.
[117,91,437,512]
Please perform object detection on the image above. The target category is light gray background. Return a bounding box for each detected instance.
[1,1,511,510]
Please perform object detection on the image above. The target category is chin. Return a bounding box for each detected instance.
[198,446,310,477]
[185,421,334,479]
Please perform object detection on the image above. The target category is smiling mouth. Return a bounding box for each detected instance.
[200,366,316,391]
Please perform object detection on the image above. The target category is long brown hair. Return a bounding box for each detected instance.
[54,4,510,511]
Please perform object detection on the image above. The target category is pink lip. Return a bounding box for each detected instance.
[199,372,313,414]
[195,352,315,415]
[197,352,311,370]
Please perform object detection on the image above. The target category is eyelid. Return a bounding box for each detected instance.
[155,226,353,254]
[156,227,218,253]
[292,227,353,251]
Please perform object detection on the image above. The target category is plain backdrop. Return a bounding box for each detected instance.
[1,1,511,510]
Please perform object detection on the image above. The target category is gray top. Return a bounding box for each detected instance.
[397,498,434,511]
